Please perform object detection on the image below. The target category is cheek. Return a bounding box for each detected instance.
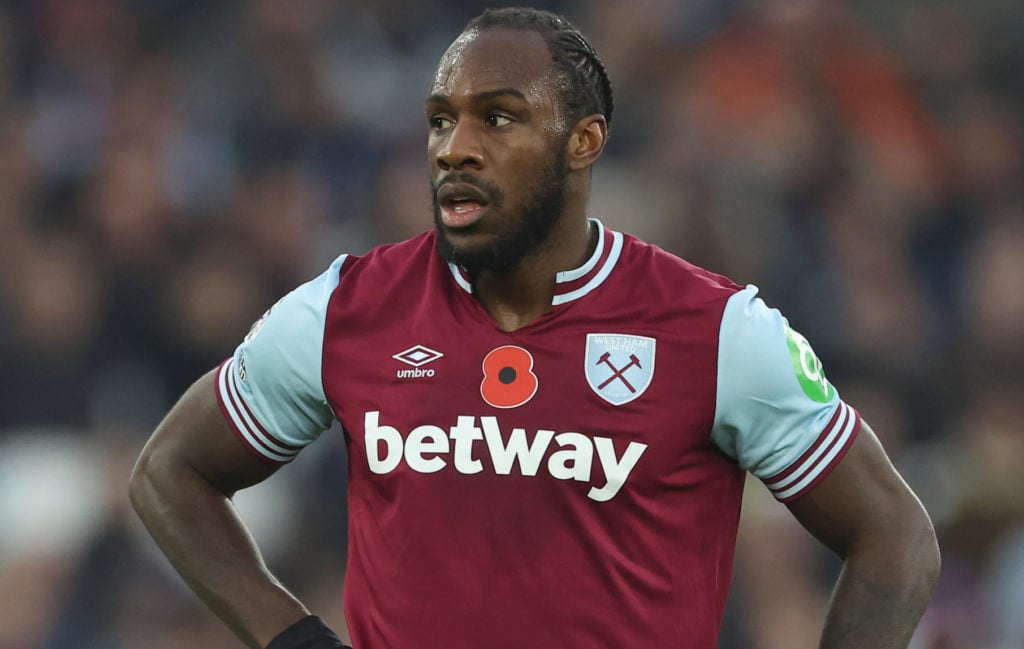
[518,140,566,180]
[507,137,562,173]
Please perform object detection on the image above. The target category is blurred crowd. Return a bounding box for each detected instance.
[0,0,1021,647]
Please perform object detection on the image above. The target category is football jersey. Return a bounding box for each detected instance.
[215,220,860,649]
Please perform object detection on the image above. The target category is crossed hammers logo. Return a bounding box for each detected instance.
[596,352,643,393]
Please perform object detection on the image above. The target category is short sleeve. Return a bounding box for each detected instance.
[711,285,860,501]
[214,254,348,463]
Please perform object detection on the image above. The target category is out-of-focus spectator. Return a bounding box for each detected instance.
[0,232,105,430]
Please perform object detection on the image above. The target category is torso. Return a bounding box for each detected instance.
[322,225,744,648]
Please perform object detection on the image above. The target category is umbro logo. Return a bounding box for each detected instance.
[393,345,443,378]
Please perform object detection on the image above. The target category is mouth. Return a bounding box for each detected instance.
[436,182,491,228]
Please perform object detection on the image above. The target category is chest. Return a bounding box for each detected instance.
[320,290,727,503]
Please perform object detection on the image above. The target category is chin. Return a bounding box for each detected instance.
[437,233,515,274]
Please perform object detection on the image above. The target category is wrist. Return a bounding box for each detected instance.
[265,615,351,649]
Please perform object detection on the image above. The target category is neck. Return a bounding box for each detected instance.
[473,214,596,332]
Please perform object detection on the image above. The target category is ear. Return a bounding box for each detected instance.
[566,115,609,171]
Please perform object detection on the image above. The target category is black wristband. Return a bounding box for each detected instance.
[265,615,351,649]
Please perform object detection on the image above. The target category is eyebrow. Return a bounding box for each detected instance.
[426,87,528,107]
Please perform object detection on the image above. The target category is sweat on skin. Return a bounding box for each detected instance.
[364,410,647,502]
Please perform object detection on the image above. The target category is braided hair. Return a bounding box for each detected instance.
[464,7,614,130]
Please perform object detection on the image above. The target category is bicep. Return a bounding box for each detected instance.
[137,259,343,496]
[785,420,928,558]
[139,369,282,496]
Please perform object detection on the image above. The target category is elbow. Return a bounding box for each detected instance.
[913,508,942,596]
[879,496,941,601]
[128,443,160,519]
[852,495,942,601]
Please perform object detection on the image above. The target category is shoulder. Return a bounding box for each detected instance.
[323,229,457,328]
[340,231,439,282]
[234,230,439,387]
[614,230,743,307]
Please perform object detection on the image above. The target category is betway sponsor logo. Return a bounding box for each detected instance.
[364,411,647,502]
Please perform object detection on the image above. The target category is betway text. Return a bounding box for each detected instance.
[364,411,647,502]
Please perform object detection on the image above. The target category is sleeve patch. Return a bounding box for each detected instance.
[785,325,834,403]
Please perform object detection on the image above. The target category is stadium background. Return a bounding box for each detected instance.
[0,0,1021,647]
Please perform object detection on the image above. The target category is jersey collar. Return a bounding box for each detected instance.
[446,218,624,306]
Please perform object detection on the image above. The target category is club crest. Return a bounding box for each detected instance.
[584,334,656,406]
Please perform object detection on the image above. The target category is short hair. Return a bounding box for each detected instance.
[463,7,614,130]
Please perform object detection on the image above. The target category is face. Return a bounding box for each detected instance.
[426,28,572,274]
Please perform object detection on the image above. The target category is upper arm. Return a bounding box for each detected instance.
[709,286,935,558]
[138,368,282,495]
[785,419,933,558]
[135,254,347,495]
[711,286,859,502]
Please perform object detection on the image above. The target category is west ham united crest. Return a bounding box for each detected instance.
[584,334,656,406]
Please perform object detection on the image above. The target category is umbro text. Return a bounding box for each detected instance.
[364,411,647,502]
[396,367,435,378]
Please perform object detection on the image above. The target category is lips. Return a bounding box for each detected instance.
[436,181,491,228]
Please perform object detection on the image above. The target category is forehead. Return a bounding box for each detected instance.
[430,28,556,99]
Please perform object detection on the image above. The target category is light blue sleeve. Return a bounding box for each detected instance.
[711,285,859,501]
[215,254,347,463]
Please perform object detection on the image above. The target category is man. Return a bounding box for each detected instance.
[130,8,940,649]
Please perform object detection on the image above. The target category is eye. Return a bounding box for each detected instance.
[485,114,513,127]
[430,116,454,130]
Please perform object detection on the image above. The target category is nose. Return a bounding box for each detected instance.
[434,121,484,171]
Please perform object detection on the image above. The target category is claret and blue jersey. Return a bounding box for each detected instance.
[215,219,859,649]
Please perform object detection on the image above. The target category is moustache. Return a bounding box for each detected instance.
[432,174,503,205]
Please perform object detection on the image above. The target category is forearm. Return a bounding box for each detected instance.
[130,457,307,649]
[818,541,939,648]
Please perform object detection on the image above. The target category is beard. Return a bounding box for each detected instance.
[432,146,568,275]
